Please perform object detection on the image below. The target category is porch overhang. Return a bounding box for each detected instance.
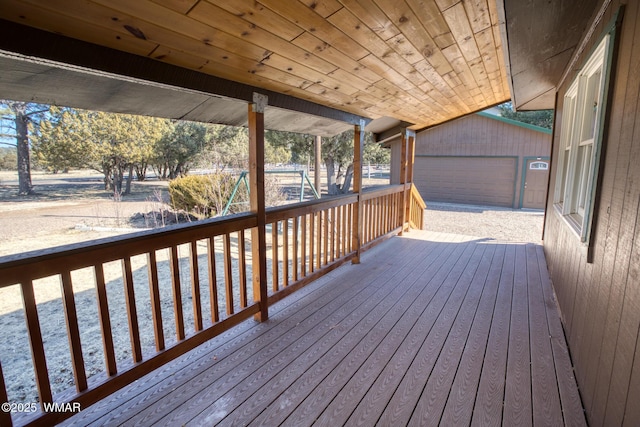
[0,20,362,137]
[0,0,512,135]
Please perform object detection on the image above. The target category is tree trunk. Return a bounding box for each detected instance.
[341,163,354,194]
[325,158,338,195]
[124,163,134,195]
[14,104,34,195]
[135,163,147,181]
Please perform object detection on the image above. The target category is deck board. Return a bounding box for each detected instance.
[61,231,585,427]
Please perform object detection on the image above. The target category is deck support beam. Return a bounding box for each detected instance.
[352,122,365,264]
[249,93,268,322]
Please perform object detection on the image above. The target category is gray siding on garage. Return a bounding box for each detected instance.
[411,113,551,208]
[414,156,517,207]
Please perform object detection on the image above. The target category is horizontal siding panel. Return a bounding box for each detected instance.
[414,156,516,207]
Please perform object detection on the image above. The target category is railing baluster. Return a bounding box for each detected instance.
[396,191,401,229]
[0,362,11,427]
[373,198,377,240]
[169,247,185,341]
[391,193,396,228]
[379,197,384,236]
[238,230,247,308]
[389,195,393,229]
[207,237,220,323]
[94,264,117,375]
[147,252,165,352]
[301,214,307,277]
[309,212,315,273]
[347,202,353,251]
[190,241,203,332]
[370,199,374,240]
[376,196,387,237]
[368,200,372,241]
[223,233,234,315]
[272,222,279,292]
[283,219,289,287]
[323,210,329,266]
[364,201,370,243]
[122,257,142,363]
[338,206,343,258]
[316,212,322,270]
[292,217,299,281]
[342,204,348,256]
[60,271,87,392]
[331,207,336,262]
[21,280,53,408]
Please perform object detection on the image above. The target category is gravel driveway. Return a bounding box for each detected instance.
[423,202,545,243]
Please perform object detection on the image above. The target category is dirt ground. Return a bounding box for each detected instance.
[0,170,169,256]
[0,168,392,256]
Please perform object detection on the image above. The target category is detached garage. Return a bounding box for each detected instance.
[387,112,552,209]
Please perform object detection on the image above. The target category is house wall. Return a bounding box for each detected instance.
[543,0,640,425]
[412,114,551,208]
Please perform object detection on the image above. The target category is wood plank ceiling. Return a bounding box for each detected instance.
[0,0,511,130]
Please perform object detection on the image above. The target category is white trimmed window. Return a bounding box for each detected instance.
[554,35,611,242]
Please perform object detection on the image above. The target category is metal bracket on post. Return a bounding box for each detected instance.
[253,92,267,114]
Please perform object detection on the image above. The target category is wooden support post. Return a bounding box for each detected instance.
[405,132,416,232]
[315,135,322,197]
[407,132,416,183]
[352,122,365,264]
[249,93,268,322]
[399,130,408,235]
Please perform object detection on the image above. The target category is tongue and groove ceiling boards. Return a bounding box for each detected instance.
[0,0,511,133]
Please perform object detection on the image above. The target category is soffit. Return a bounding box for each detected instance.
[500,0,600,110]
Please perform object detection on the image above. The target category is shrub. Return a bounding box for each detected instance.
[0,147,17,170]
[168,172,285,218]
[168,173,245,218]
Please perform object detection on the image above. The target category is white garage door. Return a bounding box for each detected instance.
[414,156,517,207]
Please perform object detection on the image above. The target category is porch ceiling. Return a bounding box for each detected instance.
[0,0,511,134]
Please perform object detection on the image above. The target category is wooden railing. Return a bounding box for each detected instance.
[0,184,424,426]
[361,185,406,246]
[409,183,427,230]
[265,192,357,305]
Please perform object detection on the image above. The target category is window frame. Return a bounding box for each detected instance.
[553,34,613,243]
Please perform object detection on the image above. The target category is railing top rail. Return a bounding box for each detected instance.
[361,184,405,200]
[265,193,357,222]
[410,183,427,209]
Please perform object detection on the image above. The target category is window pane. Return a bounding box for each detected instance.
[581,69,602,141]
[560,151,570,203]
[574,144,593,217]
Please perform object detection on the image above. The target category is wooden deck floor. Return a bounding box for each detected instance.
[61,230,586,426]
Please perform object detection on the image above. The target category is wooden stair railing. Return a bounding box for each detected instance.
[408,183,427,230]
